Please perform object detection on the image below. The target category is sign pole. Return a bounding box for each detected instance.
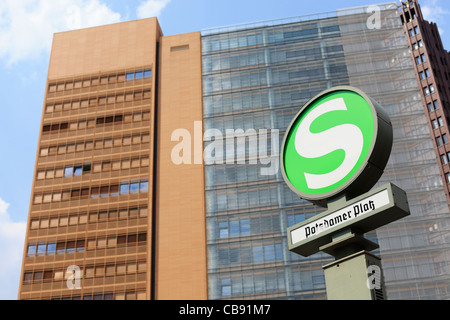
[280,86,410,300]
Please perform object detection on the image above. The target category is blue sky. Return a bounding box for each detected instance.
[0,0,448,300]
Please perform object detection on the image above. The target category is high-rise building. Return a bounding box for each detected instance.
[399,0,450,203]
[18,19,207,300]
[18,1,450,300]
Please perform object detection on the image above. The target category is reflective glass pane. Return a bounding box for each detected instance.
[126,72,134,81]
[64,167,73,177]
[27,244,36,257]
[130,182,139,194]
[120,183,129,195]
[47,243,56,255]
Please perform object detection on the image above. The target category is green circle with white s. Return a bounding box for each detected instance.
[283,90,375,198]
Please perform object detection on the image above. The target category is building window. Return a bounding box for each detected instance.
[421,53,426,63]
[36,243,47,256]
[420,71,425,80]
[437,136,443,147]
[414,26,419,35]
[438,117,444,127]
[430,84,435,93]
[126,69,151,81]
[64,167,73,177]
[47,243,56,255]
[120,183,129,195]
[433,100,439,110]
[443,133,448,144]
[135,70,143,80]
[424,87,430,96]
[221,279,231,297]
[446,173,450,183]
[129,181,139,194]
[425,68,430,77]
[432,119,438,129]
[418,40,423,47]
[416,56,421,65]
[441,154,448,165]
[27,244,36,257]
[74,166,83,176]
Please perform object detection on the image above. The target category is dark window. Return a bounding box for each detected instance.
[128,234,137,244]
[66,241,75,253]
[80,188,90,198]
[321,25,339,33]
[56,242,65,254]
[138,233,147,243]
[110,184,119,196]
[100,186,109,197]
[433,100,439,110]
[43,271,53,280]
[117,235,127,246]
[91,186,99,198]
[105,116,114,124]
[83,163,91,173]
[104,293,114,300]
[76,240,85,252]
[71,189,81,198]
[23,273,33,283]
[34,272,43,281]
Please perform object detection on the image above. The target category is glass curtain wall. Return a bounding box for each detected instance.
[337,6,450,299]
[201,3,450,300]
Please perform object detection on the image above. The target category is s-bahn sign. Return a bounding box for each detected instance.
[281,86,410,257]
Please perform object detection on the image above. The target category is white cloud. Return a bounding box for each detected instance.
[0,197,26,300]
[136,0,171,19]
[421,0,450,23]
[0,0,122,66]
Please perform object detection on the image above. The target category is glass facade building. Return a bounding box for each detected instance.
[201,3,450,299]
